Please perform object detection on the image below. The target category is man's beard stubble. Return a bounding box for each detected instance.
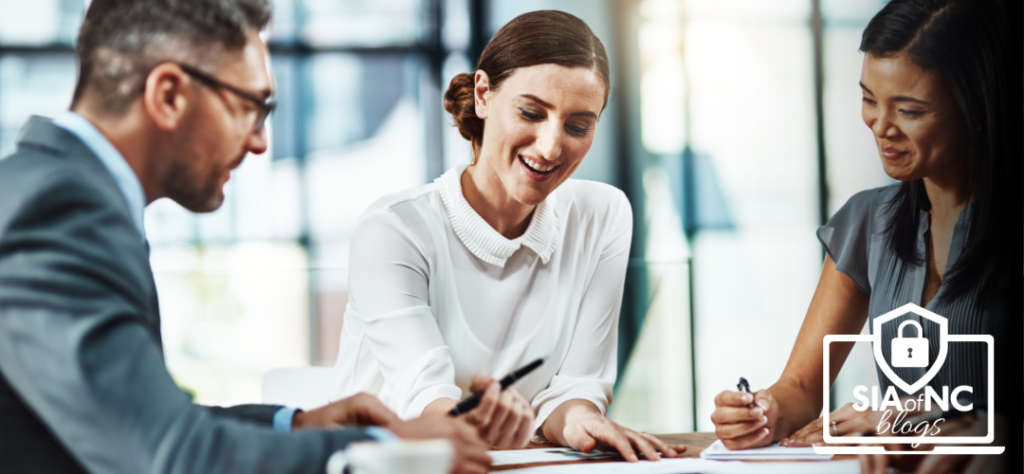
[163,157,225,213]
[161,121,231,213]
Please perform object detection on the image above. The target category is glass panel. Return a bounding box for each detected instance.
[680,0,821,432]
[145,200,198,245]
[442,51,473,170]
[607,261,693,433]
[822,0,889,408]
[300,0,424,47]
[305,54,370,151]
[303,53,427,364]
[268,0,300,43]
[0,0,83,45]
[304,53,424,246]
[823,2,890,215]
[270,54,301,162]
[685,0,809,21]
[639,0,687,155]
[608,168,694,433]
[822,0,886,24]
[154,243,310,405]
[0,54,76,158]
[442,0,470,51]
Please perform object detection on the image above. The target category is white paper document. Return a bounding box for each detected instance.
[700,440,834,461]
[489,448,618,466]
[498,458,860,474]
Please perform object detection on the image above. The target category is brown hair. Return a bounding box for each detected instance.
[73,0,271,114]
[443,10,611,156]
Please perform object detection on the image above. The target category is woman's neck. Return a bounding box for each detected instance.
[461,163,536,239]
[922,160,970,218]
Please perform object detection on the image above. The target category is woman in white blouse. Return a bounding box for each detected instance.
[329,10,685,461]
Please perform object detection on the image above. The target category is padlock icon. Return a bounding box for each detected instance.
[891,320,928,368]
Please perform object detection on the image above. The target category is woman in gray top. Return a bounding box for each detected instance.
[708,0,1012,464]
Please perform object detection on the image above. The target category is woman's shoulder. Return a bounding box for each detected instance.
[834,184,899,220]
[823,184,901,246]
[356,182,446,233]
[556,179,631,216]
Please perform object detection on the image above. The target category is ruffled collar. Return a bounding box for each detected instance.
[436,165,559,268]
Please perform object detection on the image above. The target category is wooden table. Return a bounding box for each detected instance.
[491,433,855,471]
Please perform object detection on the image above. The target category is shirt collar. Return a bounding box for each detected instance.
[52,111,147,240]
[436,165,559,268]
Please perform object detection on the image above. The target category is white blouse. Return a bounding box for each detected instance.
[329,165,632,430]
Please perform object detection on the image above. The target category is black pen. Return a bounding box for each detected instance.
[448,357,547,417]
[737,377,754,408]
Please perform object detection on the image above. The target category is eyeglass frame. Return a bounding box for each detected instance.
[176,63,276,133]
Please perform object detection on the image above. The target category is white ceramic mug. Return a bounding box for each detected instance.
[325,439,453,474]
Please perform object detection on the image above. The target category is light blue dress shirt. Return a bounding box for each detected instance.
[53,112,147,240]
[51,112,300,433]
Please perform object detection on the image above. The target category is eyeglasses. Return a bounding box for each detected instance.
[177,63,276,133]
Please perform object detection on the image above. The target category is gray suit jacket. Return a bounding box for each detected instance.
[0,117,372,473]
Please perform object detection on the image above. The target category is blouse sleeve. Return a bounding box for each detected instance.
[816,189,881,295]
[346,206,463,419]
[530,189,632,431]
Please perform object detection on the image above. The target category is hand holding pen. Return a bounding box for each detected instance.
[457,374,535,448]
[710,377,779,450]
[446,358,546,449]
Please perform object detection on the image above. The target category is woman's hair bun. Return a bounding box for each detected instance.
[443,72,484,150]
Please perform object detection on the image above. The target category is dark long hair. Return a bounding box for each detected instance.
[860,0,1009,303]
[443,10,610,157]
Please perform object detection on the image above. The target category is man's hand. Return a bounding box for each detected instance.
[389,414,493,474]
[292,392,399,430]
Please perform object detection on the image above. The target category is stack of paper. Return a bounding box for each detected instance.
[497,458,860,474]
[699,440,834,461]
[490,448,618,466]
[490,443,850,474]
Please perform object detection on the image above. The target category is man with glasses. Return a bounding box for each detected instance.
[0,1,490,473]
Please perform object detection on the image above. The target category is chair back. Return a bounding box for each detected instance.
[262,367,336,410]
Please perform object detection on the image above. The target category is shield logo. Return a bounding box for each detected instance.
[872,303,948,394]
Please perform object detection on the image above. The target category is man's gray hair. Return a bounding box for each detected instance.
[73,0,272,114]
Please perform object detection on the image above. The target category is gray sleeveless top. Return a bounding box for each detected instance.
[817,185,989,405]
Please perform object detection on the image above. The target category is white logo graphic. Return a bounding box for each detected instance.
[815,303,1003,455]
[873,307,947,392]
[890,320,929,368]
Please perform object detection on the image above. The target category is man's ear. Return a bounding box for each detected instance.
[142,63,191,131]
[474,69,491,120]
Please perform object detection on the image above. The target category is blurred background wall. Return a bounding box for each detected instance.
[0,0,893,433]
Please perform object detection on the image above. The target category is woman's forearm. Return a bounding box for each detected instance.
[768,377,823,440]
[423,398,459,416]
[540,399,601,446]
[767,256,870,440]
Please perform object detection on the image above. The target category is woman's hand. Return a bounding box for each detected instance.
[710,389,778,450]
[543,400,686,462]
[781,402,884,446]
[461,374,535,448]
[859,414,999,474]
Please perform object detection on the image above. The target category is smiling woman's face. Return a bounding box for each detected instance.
[474,63,606,206]
[860,51,967,182]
